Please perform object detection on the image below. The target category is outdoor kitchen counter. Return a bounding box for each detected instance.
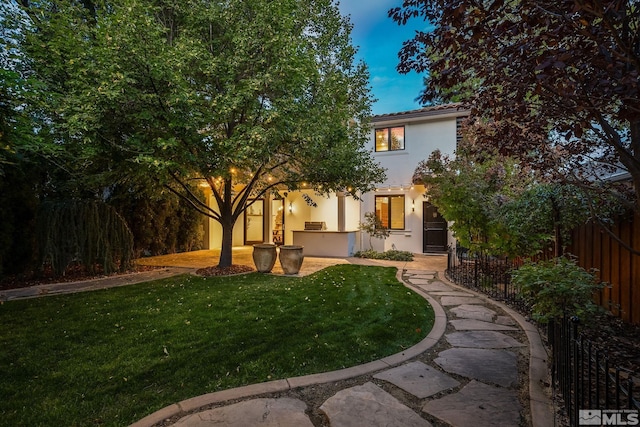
[292,230,359,257]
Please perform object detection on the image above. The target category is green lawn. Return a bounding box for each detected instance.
[0,264,434,426]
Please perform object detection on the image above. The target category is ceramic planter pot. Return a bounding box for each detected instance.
[252,244,277,273]
[278,245,304,275]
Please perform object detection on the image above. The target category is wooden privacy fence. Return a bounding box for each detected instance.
[568,213,640,325]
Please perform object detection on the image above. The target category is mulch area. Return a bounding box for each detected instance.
[195,264,255,276]
[0,264,163,291]
[579,312,640,375]
[0,263,256,292]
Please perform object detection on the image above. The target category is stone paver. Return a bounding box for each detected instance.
[417,281,453,291]
[171,398,314,427]
[434,348,518,387]
[405,269,438,277]
[373,361,460,398]
[450,304,497,322]
[320,382,432,427]
[411,279,436,286]
[406,274,437,281]
[429,291,474,297]
[495,315,517,326]
[422,380,521,427]
[445,330,526,348]
[449,319,518,331]
[440,296,485,306]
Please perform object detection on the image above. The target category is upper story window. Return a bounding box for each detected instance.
[375,195,405,230]
[375,126,405,152]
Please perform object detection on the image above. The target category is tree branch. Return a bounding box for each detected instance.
[168,171,220,220]
[163,183,219,221]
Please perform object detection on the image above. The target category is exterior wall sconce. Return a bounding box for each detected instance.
[288,202,293,213]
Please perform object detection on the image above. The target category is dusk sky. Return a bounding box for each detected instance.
[337,1,433,116]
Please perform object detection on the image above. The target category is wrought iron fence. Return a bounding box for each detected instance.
[445,246,640,426]
[550,317,640,426]
[445,246,529,312]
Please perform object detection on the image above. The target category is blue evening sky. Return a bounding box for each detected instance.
[337,1,432,116]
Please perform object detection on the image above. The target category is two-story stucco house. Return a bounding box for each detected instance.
[357,103,468,254]
[201,103,469,256]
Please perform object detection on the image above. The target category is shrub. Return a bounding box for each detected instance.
[358,212,390,250]
[37,200,134,276]
[108,185,204,257]
[511,256,605,323]
[353,249,414,261]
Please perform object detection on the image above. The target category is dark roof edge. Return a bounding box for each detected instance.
[371,103,469,123]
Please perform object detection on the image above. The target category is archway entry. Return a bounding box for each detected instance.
[423,201,448,253]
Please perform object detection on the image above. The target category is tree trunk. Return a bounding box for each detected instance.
[219,219,233,267]
[218,178,235,268]
[551,195,563,258]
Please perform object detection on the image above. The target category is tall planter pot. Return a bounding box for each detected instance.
[278,245,304,275]
[252,244,277,273]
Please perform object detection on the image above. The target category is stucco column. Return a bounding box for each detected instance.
[337,191,346,232]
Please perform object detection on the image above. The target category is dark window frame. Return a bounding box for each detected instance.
[375,194,405,230]
[374,126,405,152]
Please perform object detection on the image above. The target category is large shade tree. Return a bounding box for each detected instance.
[390,0,640,250]
[10,0,385,267]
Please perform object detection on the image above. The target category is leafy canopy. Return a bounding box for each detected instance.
[10,0,385,266]
[413,148,604,257]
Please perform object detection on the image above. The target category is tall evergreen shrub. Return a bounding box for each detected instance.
[0,163,38,277]
[37,200,134,276]
[109,186,204,257]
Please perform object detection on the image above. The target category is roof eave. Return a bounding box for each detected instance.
[371,104,470,125]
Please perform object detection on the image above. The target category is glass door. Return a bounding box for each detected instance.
[244,199,264,245]
[271,199,285,245]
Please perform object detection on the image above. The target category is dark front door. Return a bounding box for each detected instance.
[423,202,448,253]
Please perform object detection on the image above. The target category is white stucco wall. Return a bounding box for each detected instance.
[309,192,338,229]
[344,195,361,231]
[369,117,458,188]
[281,191,307,245]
